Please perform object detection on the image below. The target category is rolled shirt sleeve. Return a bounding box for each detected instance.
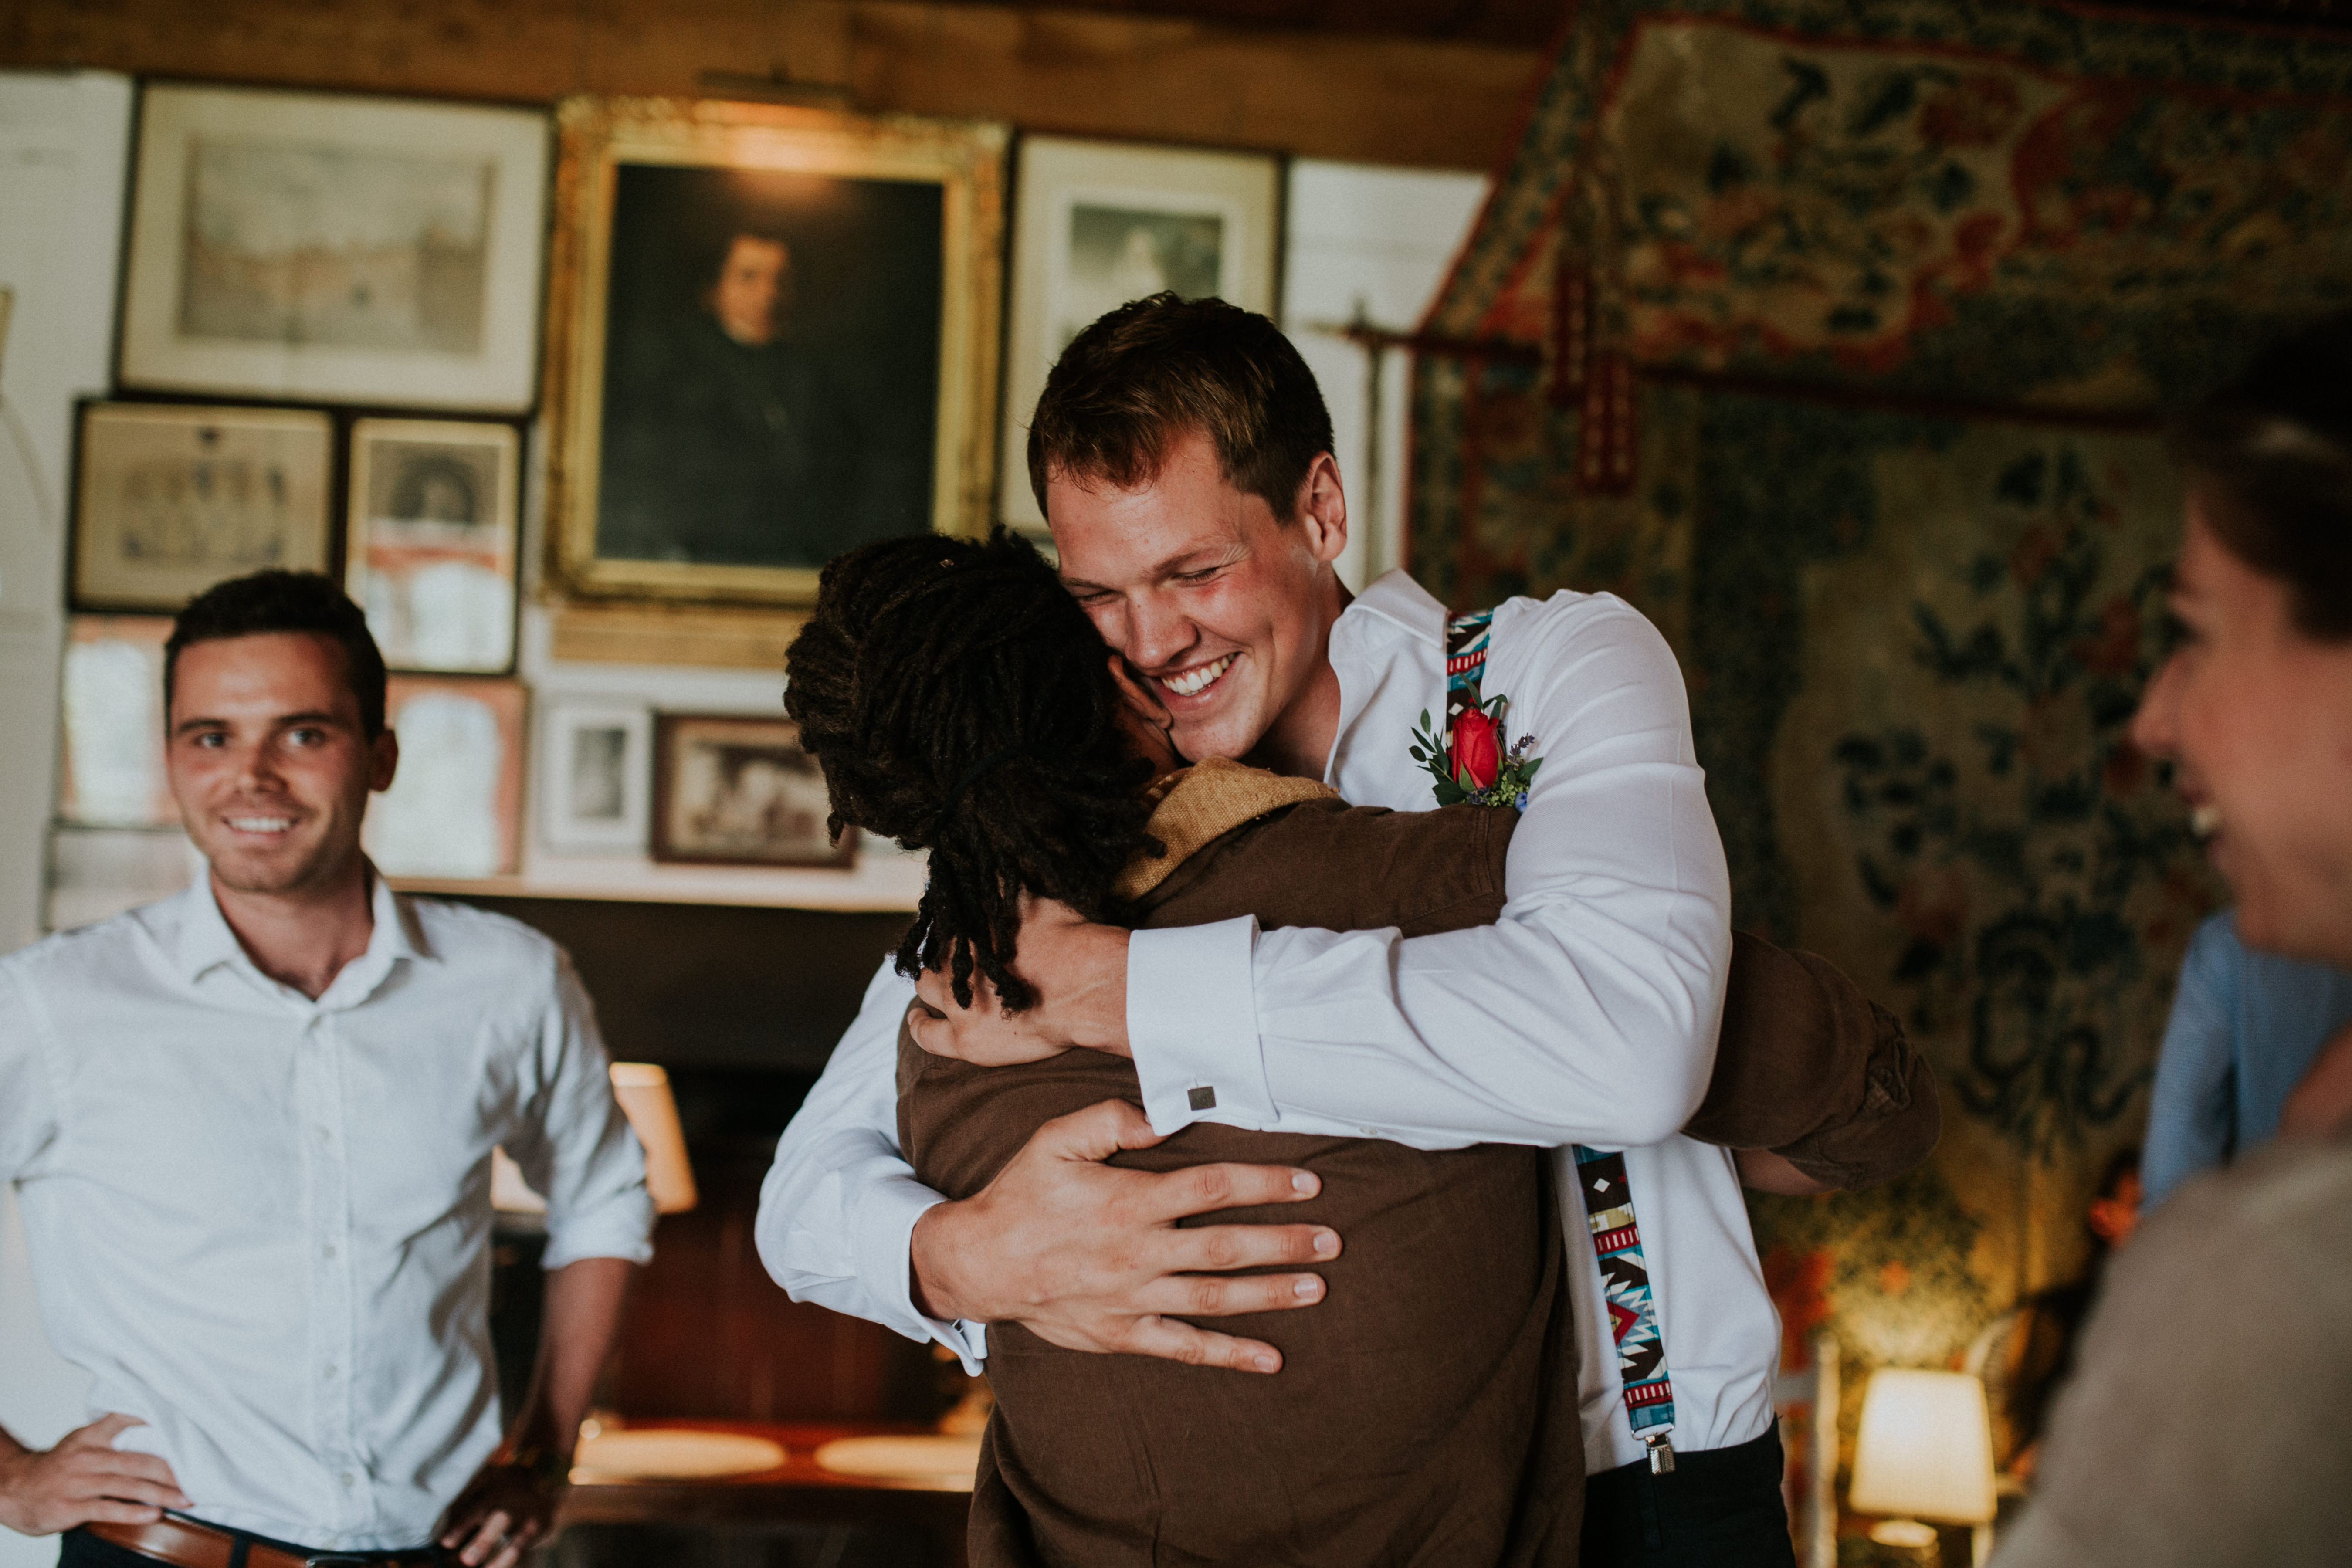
[756,958,988,1372]
[1128,597,1732,1151]
[507,951,657,1270]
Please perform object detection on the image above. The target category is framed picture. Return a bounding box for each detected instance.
[71,401,333,612]
[545,97,1007,612]
[119,83,549,411]
[58,616,176,827]
[536,698,652,853]
[345,417,519,673]
[999,136,1282,534]
[651,713,853,868]
[365,675,526,879]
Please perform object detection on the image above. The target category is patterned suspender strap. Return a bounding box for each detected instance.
[1573,1146,1679,1472]
[1448,606,1680,1475]
[1444,609,1495,729]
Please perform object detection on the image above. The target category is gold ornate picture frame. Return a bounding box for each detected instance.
[545,97,1006,624]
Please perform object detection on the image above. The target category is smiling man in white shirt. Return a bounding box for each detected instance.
[759,295,1793,1564]
[0,572,654,1568]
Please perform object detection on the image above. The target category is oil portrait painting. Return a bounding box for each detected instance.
[546,98,1004,611]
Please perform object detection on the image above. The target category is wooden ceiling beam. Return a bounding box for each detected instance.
[0,0,1540,169]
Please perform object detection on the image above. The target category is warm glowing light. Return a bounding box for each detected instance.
[609,1062,699,1215]
[1850,1367,1997,1544]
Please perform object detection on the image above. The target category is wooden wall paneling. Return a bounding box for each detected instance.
[607,1163,939,1422]
[0,0,1538,170]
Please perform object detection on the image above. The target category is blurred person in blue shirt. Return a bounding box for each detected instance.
[2142,910,2352,1207]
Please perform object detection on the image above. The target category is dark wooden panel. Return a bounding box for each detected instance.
[610,1163,941,1423]
[0,0,1539,170]
[451,896,909,1073]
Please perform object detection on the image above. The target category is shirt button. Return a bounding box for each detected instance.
[322,1245,338,1260]
[339,1472,355,1488]
[323,1363,339,1379]
[1360,1126,1379,1137]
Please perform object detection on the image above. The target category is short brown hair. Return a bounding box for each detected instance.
[2173,312,2352,642]
[1026,293,1335,523]
[165,570,388,738]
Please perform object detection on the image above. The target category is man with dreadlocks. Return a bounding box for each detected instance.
[762,295,1854,1566]
[776,528,1933,1566]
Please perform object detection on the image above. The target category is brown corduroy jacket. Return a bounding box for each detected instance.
[901,761,1938,1568]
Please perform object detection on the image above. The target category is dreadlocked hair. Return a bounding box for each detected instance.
[784,529,1160,1010]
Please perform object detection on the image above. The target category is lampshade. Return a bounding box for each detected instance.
[1849,1368,1998,1528]
[488,1063,698,1217]
[609,1062,699,1215]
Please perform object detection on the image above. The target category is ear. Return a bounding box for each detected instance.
[1107,654,1173,730]
[1294,451,1349,567]
[369,728,400,794]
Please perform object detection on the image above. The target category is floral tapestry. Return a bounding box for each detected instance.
[1405,0,2345,1518]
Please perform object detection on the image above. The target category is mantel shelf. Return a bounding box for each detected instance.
[392,850,925,913]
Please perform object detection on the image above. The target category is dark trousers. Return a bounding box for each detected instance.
[1579,1423,1800,1568]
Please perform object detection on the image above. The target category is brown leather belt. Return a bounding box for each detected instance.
[86,1517,442,1568]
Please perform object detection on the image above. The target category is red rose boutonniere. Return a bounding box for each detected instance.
[1410,695,1542,807]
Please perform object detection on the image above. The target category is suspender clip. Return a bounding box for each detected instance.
[1644,1433,1676,1475]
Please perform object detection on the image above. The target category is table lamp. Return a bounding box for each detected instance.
[1849,1368,1997,1559]
[608,1062,699,1214]
[488,1062,698,1216]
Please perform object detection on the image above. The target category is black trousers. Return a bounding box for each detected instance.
[1579,1423,1800,1568]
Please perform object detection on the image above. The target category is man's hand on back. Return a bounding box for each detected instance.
[0,1413,191,1536]
[910,1100,1339,1373]
[910,899,1133,1064]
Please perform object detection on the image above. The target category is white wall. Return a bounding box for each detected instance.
[1281,160,1489,593]
[0,68,132,1568]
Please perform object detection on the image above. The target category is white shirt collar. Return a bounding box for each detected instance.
[1345,568,1449,644]
[173,867,433,995]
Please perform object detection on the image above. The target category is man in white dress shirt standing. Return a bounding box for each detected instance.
[0,572,655,1568]
[760,295,1793,1564]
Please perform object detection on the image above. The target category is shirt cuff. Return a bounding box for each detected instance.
[1128,916,1274,1136]
[541,1188,658,1271]
[854,1170,990,1372]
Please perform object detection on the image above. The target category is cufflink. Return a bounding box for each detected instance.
[1188,1086,1217,1111]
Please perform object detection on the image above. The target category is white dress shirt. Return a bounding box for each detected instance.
[757,570,1779,1473]
[0,877,655,1550]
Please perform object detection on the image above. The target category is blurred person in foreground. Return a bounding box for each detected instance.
[1992,316,2352,1567]
[0,572,653,1568]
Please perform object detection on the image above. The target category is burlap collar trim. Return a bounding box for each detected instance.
[1112,757,1339,901]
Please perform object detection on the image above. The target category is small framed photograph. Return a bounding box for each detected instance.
[544,96,1006,617]
[58,616,177,827]
[119,82,550,411]
[365,675,526,879]
[651,714,853,868]
[999,136,1282,534]
[537,698,652,853]
[345,417,519,673]
[71,401,333,612]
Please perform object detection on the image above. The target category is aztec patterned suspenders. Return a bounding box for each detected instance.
[1445,608,1681,1477]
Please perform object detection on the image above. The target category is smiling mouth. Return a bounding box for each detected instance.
[1160,653,1237,699]
[224,815,296,834]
